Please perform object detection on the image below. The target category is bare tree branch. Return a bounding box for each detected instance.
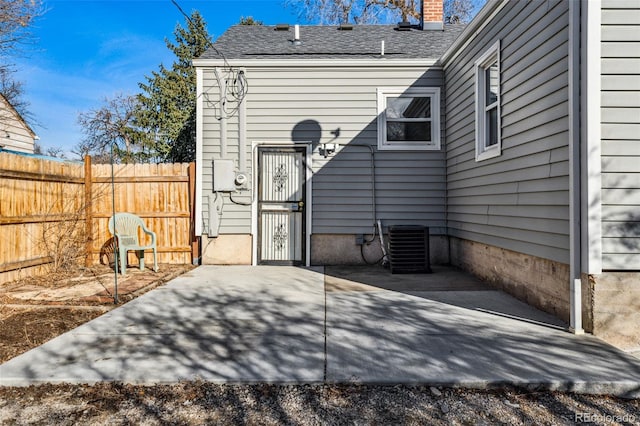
[76,94,150,163]
[284,0,480,24]
[444,0,475,23]
[0,1,44,128]
[0,0,44,63]
[0,66,34,123]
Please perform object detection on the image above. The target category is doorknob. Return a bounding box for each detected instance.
[298,201,305,208]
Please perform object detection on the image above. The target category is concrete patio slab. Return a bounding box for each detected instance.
[325,289,640,394]
[2,264,640,397]
[0,266,326,384]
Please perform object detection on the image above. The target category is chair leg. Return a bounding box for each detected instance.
[138,250,145,271]
[153,248,158,272]
[119,249,127,276]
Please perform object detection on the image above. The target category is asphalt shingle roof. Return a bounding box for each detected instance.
[198,24,467,61]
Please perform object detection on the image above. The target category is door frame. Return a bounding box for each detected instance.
[251,141,313,267]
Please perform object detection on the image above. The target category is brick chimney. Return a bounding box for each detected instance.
[422,0,444,30]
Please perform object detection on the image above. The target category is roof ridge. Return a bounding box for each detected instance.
[200,23,468,61]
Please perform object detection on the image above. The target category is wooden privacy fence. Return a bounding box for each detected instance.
[0,152,85,284]
[0,151,198,285]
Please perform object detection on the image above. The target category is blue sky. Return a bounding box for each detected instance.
[17,0,302,155]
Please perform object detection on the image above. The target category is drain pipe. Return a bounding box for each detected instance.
[568,0,583,334]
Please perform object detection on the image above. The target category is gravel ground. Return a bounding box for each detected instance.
[0,383,638,425]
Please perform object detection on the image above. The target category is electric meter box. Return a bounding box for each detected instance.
[212,159,236,192]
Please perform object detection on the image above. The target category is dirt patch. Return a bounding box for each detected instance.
[0,264,194,363]
[0,308,105,363]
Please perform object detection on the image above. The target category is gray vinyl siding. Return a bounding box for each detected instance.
[444,0,571,264]
[200,66,446,235]
[600,0,640,270]
[0,98,35,153]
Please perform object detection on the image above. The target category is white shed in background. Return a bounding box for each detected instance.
[0,94,37,154]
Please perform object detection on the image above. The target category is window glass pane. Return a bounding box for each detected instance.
[486,107,498,147]
[387,97,431,119]
[387,121,431,142]
[485,61,498,106]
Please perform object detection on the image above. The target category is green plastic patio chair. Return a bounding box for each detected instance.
[108,213,158,276]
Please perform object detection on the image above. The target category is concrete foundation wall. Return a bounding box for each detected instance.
[202,234,252,265]
[311,234,449,266]
[448,237,640,350]
[589,272,640,350]
[449,237,573,324]
[201,233,449,266]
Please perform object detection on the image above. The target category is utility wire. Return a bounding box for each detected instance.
[170,0,191,23]
[170,0,248,120]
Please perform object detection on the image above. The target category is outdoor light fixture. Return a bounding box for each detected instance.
[321,143,336,158]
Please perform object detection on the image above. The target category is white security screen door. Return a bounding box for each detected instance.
[258,147,306,264]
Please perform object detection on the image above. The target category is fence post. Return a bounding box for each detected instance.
[84,155,93,267]
[188,162,199,265]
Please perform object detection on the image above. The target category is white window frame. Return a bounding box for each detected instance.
[475,40,501,161]
[377,87,441,151]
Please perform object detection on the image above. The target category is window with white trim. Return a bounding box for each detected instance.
[377,87,441,151]
[475,40,501,161]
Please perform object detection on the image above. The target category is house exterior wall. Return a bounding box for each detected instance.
[195,0,640,347]
[199,64,448,263]
[600,0,640,270]
[444,0,571,265]
[0,96,35,153]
